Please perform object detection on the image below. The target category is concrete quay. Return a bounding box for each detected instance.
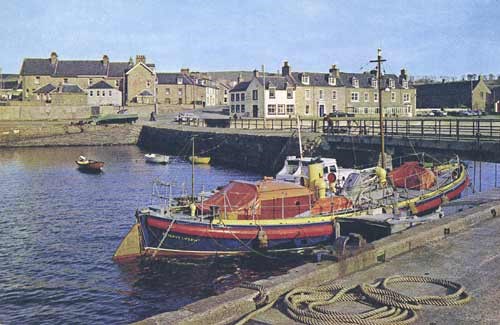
[136,189,500,325]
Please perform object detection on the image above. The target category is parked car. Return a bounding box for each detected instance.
[458,110,473,117]
[175,112,199,122]
[328,111,354,118]
[431,109,447,117]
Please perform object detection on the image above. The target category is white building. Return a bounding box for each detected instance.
[229,71,296,118]
[87,80,122,106]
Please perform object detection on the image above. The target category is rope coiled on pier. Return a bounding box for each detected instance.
[237,275,471,325]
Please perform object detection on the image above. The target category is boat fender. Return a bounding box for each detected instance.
[190,202,197,217]
[452,168,459,180]
[375,167,387,187]
[257,229,268,249]
[327,173,337,184]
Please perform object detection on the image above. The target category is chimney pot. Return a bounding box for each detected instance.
[50,52,58,65]
[135,55,146,64]
[253,69,259,78]
[102,55,109,65]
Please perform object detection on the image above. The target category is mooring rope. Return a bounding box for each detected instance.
[236,274,471,325]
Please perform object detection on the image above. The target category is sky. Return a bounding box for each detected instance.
[1,0,499,77]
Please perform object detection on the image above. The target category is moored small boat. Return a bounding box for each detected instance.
[145,153,170,164]
[75,156,104,173]
[189,156,211,164]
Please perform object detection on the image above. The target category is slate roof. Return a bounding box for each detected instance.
[20,58,130,77]
[88,80,114,89]
[34,83,56,94]
[290,71,407,89]
[157,73,194,85]
[256,76,295,90]
[60,84,84,93]
[229,81,251,92]
[416,81,481,108]
[138,89,153,96]
[0,80,20,90]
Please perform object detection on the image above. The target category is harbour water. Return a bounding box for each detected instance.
[0,145,498,324]
[0,146,308,324]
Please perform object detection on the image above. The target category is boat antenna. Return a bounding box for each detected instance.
[296,115,304,160]
[370,48,387,169]
[191,136,195,201]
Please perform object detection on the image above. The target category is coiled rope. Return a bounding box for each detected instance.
[237,275,471,325]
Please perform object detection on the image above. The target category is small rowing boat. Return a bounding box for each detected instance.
[75,156,104,173]
[145,154,169,164]
[189,156,211,164]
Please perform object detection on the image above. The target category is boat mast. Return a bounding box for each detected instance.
[191,136,195,201]
[296,115,304,160]
[370,48,387,169]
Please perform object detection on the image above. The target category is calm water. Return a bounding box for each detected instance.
[0,146,308,325]
[0,146,498,324]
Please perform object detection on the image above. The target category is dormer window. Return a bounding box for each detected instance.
[352,78,359,88]
[371,78,377,88]
[301,75,309,85]
[328,76,336,86]
[389,79,395,88]
[269,87,276,99]
[177,77,183,85]
[402,80,409,89]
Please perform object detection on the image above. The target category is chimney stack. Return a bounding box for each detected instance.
[400,68,408,80]
[329,64,340,78]
[253,69,260,78]
[50,52,58,65]
[180,68,190,75]
[281,61,290,76]
[102,55,109,66]
[135,55,146,64]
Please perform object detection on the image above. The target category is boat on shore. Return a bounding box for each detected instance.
[75,156,104,173]
[145,153,169,164]
[189,156,211,164]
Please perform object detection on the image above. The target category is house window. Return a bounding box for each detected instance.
[267,104,276,115]
[241,104,245,113]
[241,93,245,101]
[278,104,285,114]
[302,75,309,85]
[35,76,40,85]
[353,78,359,88]
[97,91,100,96]
[286,104,294,114]
[115,80,119,87]
[351,92,359,102]
[231,105,235,113]
[389,79,395,88]
[364,107,368,114]
[332,90,337,100]
[287,88,293,99]
[90,91,93,96]
[305,89,311,100]
[391,92,396,102]
[236,93,240,101]
[371,79,377,88]
[364,92,369,102]
[177,77,183,85]
[403,93,410,102]
[269,87,276,99]
[252,89,258,100]
[374,92,379,102]
[231,93,235,101]
[319,89,324,100]
[305,105,310,114]
[165,98,171,104]
[236,104,240,113]
[178,88,182,96]
[102,91,105,96]
[165,88,170,95]
[88,79,93,86]
[109,91,112,96]
[328,76,336,86]
[402,80,408,89]
[146,80,151,87]
[332,104,337,111]
[224,97,227,103]
[64,78,68,83]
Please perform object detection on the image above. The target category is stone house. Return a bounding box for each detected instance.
[20,52,130,104]
[51,84,87,105]
[155,69,219,107]
[416,76,491,111]
[87,81,122,106]
[124,56,156,105]
[0,74,22,100]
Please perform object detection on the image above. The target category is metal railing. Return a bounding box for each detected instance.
[226,117,500,141]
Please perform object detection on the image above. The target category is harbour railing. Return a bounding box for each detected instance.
[226,117,500,141]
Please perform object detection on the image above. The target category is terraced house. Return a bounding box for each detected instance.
[229,62,416,118]
[20,52,131,104]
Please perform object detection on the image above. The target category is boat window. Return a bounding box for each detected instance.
[343,173,360,190]
[330,166,337,173]
[323,167,329,174]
